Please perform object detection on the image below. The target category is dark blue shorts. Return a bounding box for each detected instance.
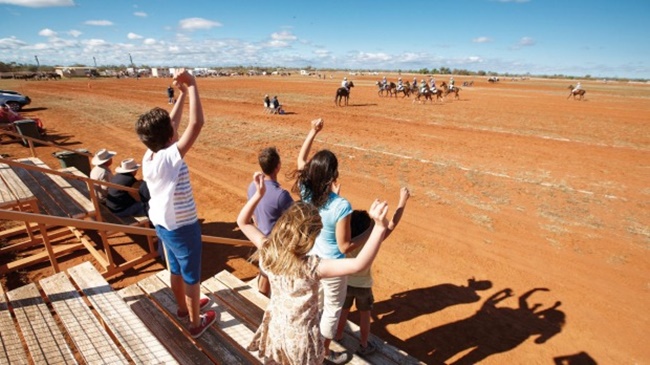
[156,220,202,285]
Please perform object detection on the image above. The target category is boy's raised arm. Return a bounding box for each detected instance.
[169,80,186,134]
[175,69,205,157]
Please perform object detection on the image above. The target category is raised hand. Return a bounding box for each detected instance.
[399,187,410,206]
[253,171,266,197]
[311,118,324,132]
[368,199,389,228]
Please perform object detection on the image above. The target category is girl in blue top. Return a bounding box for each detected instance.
[291,118,369,363]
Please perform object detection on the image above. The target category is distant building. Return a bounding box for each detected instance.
[55,66,98,78]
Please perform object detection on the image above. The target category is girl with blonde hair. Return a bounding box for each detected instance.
[238,172,390,365]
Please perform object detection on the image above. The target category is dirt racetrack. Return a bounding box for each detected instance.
[1,74,648,364]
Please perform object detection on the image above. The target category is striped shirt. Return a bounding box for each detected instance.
[143,144,198,231]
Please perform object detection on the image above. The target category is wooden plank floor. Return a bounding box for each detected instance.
[40,271,128,364]
[0,284,28,365]
[0,262,424,365]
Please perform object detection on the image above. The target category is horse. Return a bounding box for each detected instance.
[441,81,460,100]
[567,85,586,101]
[335,81,354,106]
[395,81,411,98]
[413,88,433,104]
[376,81,396,97]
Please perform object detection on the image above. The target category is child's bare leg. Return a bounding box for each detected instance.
[185,282,201,328]
[170,273,187,313]
[359,310,371,346]
[324,338,332,354]
[335,308,350,341]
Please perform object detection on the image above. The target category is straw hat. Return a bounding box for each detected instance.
[91,148,116,166]
[115,158,140,173]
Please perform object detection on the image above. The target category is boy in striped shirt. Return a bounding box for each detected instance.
[136,69,216,338]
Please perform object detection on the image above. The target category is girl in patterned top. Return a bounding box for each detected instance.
[237,172,390,365]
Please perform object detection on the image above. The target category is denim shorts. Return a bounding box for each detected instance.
[156,220,202,285]
[342,286,374,311]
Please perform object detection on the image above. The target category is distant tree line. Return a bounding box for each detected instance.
[0,61,645,82]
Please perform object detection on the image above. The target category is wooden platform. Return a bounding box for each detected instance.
[0,262,425,364]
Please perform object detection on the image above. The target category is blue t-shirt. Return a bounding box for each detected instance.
[247,179,294,236]
[302,188,352,259]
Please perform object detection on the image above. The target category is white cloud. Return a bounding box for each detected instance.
[271,31,297,42]
[134,11,147,17]
[83,39,108,47]
[143,38,156,45]
[68,30,82,37]
[0,0,74,7]
[0,36,27,49]
[268,39,290,48]
[473,36,492,43]
[127,32,143,40]
[38,28,57,37]
[355,52,393,62]
[179,18,222,31]
[519,37,535,46]
[85,20,113,26]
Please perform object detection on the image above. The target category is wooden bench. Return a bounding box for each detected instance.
[206,271,425,365]
[1,262,425,365]
[0,284,29,364]
[1,262,177,364]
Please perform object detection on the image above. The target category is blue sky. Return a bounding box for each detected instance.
[1,0,649,79]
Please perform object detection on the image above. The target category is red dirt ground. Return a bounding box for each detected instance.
[1,74,648,364]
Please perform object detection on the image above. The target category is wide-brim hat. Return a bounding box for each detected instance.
[91,148,116,165]
[115,158,140,173]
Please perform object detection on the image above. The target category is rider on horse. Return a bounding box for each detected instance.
[420,79,429,94]
[381,76,388,90]
[429,77,437,92]
[396,78,404,91]
[412,77,418,89]
[342,77,352,92]
[572,82,582,93]
[449,77,455,91]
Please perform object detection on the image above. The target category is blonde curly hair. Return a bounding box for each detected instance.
[255,202,323,277]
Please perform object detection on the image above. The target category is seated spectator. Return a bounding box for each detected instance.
[89,148,116,203]
[106,158,146,217]
[271,95,284,114]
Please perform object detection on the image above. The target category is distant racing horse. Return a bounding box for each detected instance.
[335,81,355,106]
[376,81,396,97]
[441,81,460,100]
[567,85,586,100]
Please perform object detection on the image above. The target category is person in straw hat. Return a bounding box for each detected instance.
[89,148,116,203]
[106,158,146,217]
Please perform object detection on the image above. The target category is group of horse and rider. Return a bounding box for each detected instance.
[375,75,461,102]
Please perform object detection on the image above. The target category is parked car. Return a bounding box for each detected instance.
[0,90,31,111]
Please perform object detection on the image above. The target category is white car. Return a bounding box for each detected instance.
[0,90,31,111]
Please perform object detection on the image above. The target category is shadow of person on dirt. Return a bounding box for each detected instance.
[410,287,565,365]
[199,220,255,279]
[370,278,492,346]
